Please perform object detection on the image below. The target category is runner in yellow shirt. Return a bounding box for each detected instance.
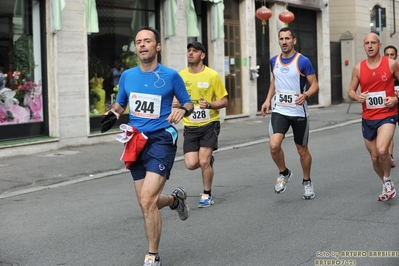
[174,41,228,207]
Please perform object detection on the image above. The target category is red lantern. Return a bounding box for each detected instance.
[279,9,295,26]
[256,6,272,34]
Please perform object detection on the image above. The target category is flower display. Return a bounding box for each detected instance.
[0,71,43,125]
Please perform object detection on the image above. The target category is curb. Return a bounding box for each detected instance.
[0,119,361,200]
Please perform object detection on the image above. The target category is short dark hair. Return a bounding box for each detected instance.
[384,45,398,55]
[278,27,296,39]
[135,26,161,44]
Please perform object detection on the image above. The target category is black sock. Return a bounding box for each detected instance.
[170,195,178,210]
[303,179,311,184]
[280,168,289,176]
[203,190,211,196]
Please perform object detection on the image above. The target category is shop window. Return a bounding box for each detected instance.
[88,0,158,132]
[370,5,382,33]
[0,0,45,141]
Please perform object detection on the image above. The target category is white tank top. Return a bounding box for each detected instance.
[272,53,308,117]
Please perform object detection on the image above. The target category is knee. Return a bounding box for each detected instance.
[269,142,281,153]
[185,161,198,170]
[377,147,389,157]
[297,149,309,159]
[139,195,157,212]
[198,158,210,170]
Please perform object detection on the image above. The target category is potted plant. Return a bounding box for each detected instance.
[88,55,111,79]
[12,34,35,76]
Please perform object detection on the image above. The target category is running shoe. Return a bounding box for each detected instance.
[391,156,396,168]
[378,180,396,201]
[171,187,189,220]
[198,193,214,208]
[302,180,315,200]
[274,169,292,194]
[143,254,162,266]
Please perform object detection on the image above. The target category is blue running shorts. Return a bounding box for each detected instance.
[362,115,398,141]
[129,126,178,181]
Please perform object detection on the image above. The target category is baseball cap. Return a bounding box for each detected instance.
[187,41,206,53]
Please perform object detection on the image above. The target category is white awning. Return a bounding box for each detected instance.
[85,0,99,34]
[50,0,65,33]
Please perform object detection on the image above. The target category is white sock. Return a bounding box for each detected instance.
[383,176,391,182]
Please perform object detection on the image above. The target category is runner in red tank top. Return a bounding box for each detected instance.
[348,33,399,201]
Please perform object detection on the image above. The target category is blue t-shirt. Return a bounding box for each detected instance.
[116,64,192,133]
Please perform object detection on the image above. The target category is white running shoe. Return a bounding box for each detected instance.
[378,180,396,201]
[143,254,162,266]
[302,180,315,200]
[274,169,292,194]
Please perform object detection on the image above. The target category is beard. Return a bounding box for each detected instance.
[139,53,157,64]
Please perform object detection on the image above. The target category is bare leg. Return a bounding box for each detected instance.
[269,133,286,172]
[198,147,214,191]
[134,171,174,253]
[295,144,312,180]
[364,123,395,180]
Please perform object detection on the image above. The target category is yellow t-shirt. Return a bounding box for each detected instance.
[179,66,228,127]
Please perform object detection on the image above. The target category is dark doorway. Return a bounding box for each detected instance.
[255,2,271,111]
[330,42,342,104]
[286,7,319,105]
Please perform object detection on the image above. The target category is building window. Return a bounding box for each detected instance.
[0,0,44,130]
[88,0,157,129]
[370,5,382,33]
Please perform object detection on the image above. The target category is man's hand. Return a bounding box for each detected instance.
[261,100,271,117]
[294,93,308,105]
[385,96,399,108]
[356,90,369,103]
[105,109,120,120]
[167,108,186,124]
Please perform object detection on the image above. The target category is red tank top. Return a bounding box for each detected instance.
[359,56,398,120]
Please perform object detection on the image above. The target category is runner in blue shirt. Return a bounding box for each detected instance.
[106,26,193,266]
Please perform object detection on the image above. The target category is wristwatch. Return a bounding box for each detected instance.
[206,103,212,109]
[178,105,190,116]
[303,93,309,99]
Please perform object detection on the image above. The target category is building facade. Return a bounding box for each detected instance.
[0,0,329,158]
[329,0,399,102]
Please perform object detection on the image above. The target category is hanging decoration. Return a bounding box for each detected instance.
[255,5,272,34]
[279,9,295,26]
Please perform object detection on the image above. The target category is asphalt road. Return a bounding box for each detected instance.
[1,122,398,266]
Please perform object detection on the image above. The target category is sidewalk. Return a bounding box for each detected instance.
[0,102,362,199]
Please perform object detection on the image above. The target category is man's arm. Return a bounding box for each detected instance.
[200,96,228,110]
[387,59,399,106]
[304,73,319,98]
[261,76,276,116]
[347,64,363,102]
[391,59,399,83]
[295,73,319,105]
